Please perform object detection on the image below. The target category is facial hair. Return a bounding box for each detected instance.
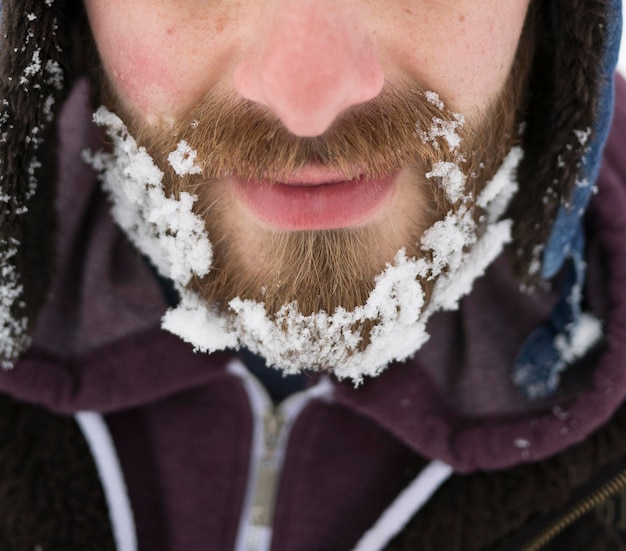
[88,27,531,377]
[104,80,518,303]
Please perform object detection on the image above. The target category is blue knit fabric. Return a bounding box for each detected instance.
[514,0,623,399]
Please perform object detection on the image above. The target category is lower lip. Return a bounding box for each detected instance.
[232,173,397,230]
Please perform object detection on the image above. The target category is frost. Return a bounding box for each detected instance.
[573,128,591,147]
[575,177,589,189]
[85,108,213,285]
[426,161,466,203]
[164,147,522,383]
[418,115,465,151]
[162,290,238,351]
[513,438,531,449]
[164,250,431,381]
[515,313,603,399]
[554,313,602,364]
[424,91,444,110]
[42,95,55,122]
[90,104,522,384]
[477,146,523,222]
[21,48,42,85]
[420,208,475,277]
[22,28,35,50]
[44,60,64,91]
[26,157,41,200]
[168,140,202,176]
[0,244,29,368]
[527,244,544,277]
[427,219,514,312]
[552,405,569,421]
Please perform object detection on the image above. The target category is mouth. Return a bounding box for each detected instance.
[231,166,398,231]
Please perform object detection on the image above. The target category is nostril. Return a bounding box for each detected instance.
[234,53,384,137]
[232,2,384,137]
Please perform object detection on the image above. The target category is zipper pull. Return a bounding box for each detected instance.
[250,410,285,528]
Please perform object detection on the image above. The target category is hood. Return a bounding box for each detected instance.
[0,0,622,393]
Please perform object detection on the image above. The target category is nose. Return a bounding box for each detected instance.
[233,0,384,137]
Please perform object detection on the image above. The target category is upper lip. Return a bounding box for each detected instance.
[277,165,365,186]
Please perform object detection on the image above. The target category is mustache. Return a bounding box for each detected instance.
[131,85,472,184]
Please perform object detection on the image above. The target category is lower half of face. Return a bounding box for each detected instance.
[87,0,533,369]
[115,66,523,322]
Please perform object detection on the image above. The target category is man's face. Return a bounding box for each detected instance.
[83,0,532,374]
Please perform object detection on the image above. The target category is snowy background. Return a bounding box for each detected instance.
[618,10,626,76]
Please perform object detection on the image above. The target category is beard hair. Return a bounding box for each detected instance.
[104,78,525,314]
[89,16,532,366]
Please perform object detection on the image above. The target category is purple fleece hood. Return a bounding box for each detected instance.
[0,0,622,474]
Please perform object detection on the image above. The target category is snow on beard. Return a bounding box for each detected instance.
[86,82,522,384]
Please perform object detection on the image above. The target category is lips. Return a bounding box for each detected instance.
[231,167,397,230]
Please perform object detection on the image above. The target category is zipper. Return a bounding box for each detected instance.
[518,467,626,551]
[249,410,285,530]
[228,361,333,551]
[242,408,285,551]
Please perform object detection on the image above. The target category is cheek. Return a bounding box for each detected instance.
[106,45,175,115]
[97,30,203,120]
[83,0,246,122]
[86,2,236,123]
[430,26,511,110]
[382,2,529,115]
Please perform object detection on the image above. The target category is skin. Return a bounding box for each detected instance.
[83,0,531,278]
[83,0,531,135]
